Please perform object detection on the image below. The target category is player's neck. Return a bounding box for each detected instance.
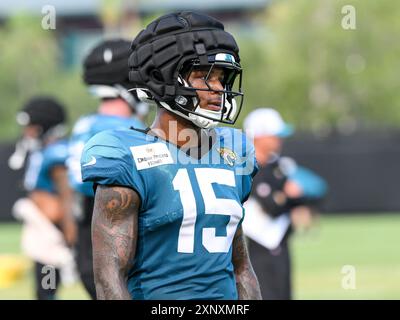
[98,98,132,118]
[150,108,202,149]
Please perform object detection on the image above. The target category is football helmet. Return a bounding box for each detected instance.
[83,38,148,117]
[17,96,66,137]
[9,96,67,170]
[128,11,243,129]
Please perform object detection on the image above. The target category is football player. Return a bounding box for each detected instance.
[81,12,262,299]
[10,96,76,300]
[67,39,148,299]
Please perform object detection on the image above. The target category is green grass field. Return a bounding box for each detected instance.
[1,214,399,300]
[0,223,90,300]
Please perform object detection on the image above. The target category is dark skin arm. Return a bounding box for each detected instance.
[51,165,77,246]
[232,226,262,300]
[92,185,140,300]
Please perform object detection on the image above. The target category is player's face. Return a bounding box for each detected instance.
[187,67,224,112]
[255,135,283,155]
[23,125,41,139]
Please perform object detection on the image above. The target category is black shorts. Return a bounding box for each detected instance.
[247,236,292,300]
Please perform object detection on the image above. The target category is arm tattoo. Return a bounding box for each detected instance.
[232,226,262,300]
[92,185,140,300]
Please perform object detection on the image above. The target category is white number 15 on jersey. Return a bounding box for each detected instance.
[173,168,243,253]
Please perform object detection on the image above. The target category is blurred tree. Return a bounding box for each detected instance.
[1,1,399,141]
[0,15,97,142]
[237,0,400,134]
[101,0,122,35]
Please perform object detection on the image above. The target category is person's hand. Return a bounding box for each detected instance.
[290,206,314,231]
[62,217,78,246]
[284,180,303,198]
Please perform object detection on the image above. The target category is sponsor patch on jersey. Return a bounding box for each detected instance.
[130,143,173,170]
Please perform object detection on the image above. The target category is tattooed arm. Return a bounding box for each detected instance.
[92,185,140,300]
[232,226,262,300]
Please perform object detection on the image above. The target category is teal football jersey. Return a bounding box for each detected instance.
[68,113,145,197]
[24,140,69,194]
[81,126,258,300]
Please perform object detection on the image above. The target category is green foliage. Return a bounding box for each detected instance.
[1,1,399,140]
[237,0,400,132]
[0,15,97,142]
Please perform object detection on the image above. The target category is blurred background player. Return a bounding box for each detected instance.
[242,108,327,300]
[67,38,149,299]
[8,96,77,300]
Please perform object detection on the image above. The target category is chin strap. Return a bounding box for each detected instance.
[159,101,219,129]
[131,82,237,129]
